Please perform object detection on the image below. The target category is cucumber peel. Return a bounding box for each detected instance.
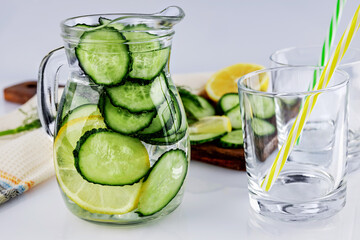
[106,73,168,112]
[75,27,130,86]
[138,149,188,216]
[74,128,150,186]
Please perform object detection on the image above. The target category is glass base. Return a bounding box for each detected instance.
[249,172,346,222]
[60,188,184,224]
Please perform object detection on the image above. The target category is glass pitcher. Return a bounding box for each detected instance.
[37,6,189,224]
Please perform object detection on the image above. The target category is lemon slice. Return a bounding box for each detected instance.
[55,115,142,214]
[205,63,266,102]
[189,116,232,134]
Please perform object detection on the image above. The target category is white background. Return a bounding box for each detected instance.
[1,0,360,239]
[0,0,359,82]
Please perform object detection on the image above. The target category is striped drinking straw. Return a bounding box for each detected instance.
[296,0,347,146]
[312,0,347,87]
[261,4,360,192]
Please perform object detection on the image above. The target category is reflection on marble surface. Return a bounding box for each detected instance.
[247,209,354,240]
[246,171,360,240]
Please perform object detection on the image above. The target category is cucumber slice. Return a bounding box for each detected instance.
[129,48,170,81]
[190,132,227,145]
[251,96,275,119]
[140,93,187,145]
[138,98,173,135]
[217,93,239,114]
[74,129,150,186]
[55,116,143,215]
[218,130,244,148]
[98,17,125,31]
[123,24,159,50]
[100,95,156,135]
[106,73,168,112]
[281,97,299,106]
[177,87,202,108]
[164,93,183,136]
[98,17,111,25]
[120,24,169,81]
[74,24,98,29]
[123,24,155,32]
[70,24,99,44]
[138,149,188,216]
[75,27,130,86]
[225,105,242,129]
[181,94,215,121]
[62,104,100,126]
[147,132,186,145]
[251,118,276,137]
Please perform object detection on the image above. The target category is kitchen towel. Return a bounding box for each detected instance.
[0,96,53,204]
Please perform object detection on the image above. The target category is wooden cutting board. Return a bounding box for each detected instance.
[178,74,246,171]
[3,75,247,171]
[191,143,245,170]
[4,81,37,104]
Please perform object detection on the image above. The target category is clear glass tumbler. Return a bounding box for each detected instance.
[270,46,360,173]
[238,66,349,221]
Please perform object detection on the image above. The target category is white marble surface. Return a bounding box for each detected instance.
[1,0,360,239]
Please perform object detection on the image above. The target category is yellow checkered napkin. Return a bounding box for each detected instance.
[0,96,53,204]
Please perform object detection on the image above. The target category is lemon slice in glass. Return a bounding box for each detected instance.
[54,115,142,214]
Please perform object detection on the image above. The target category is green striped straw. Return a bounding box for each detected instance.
[296,0,347,145]
[313,0,347,87]
[262,4,360,191]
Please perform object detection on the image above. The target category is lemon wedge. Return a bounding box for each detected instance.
[189,116,232,134]
[205,63,266,102]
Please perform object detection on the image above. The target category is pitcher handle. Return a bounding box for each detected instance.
[37,47,67,137]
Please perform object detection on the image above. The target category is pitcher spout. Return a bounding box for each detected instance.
[153,6,185,27]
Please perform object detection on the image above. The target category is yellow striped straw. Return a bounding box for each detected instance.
[261,4,360,192]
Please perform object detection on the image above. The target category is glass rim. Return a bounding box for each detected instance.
[269,45,360,67]
[60,6,184,28]
[238,66,349,97]
[60,6,184,43]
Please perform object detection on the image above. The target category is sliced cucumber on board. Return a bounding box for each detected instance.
[190,131,227,145]
[138,149,188,216]
[251,117,276,137]
[179,88,215,121]
[217,93,239,114]
[250,96,275,119]
[177,87,202,108]
[281,97,299,106]
[218,130,244,148]
[225,105,242,129]
[74,128,150,186]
